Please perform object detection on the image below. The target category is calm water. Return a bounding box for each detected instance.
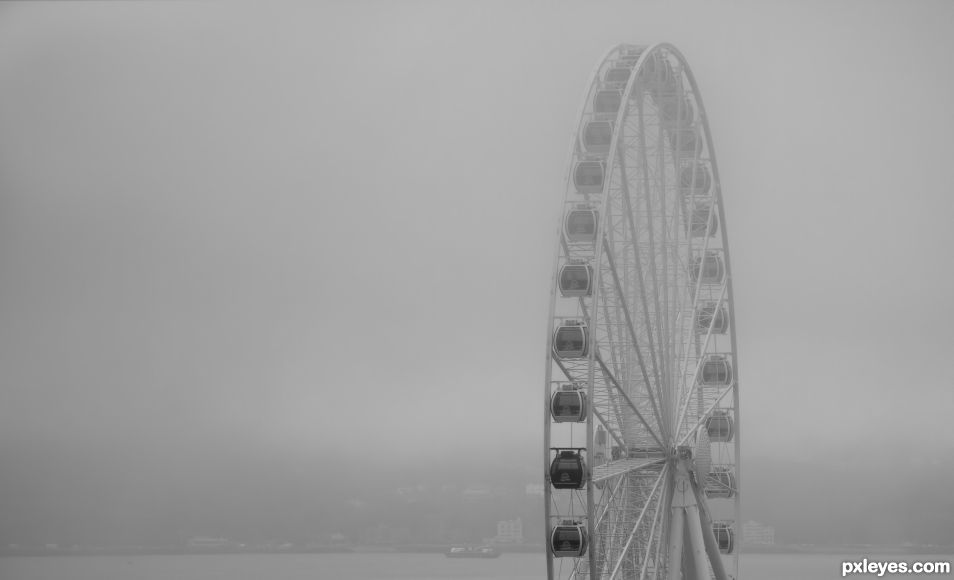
[0,552,951,579]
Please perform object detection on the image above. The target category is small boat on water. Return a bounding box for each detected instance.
[444,545,501,559]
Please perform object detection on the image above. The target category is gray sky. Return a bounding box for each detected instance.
[1,0,953,536]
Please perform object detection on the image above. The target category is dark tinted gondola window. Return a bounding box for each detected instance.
[574,162,604,188]
[583,122,613,150]
[555,328,583,349]
[566,212,596,235]
[560,265,591,294]
[553,392,581,415]
[554,530,580,545]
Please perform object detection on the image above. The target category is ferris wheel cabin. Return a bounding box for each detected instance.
[550,385,587,422]
[640,53,674,89]
[695,302,729,334]
[581,121,614,154]
[680,164,712,194]
[712,522,735,554]
[658,94,695,127]
[564,208,598,242]
[669,127,700,156]
[549,449,586,490]
[550,521,588,558]
[705,467,737,499]
[593,90,622,115]
[699,354,734,387]
[690,251,725,285]
[573,160,605,193]
[553,321,588,359]
[706,409,735,442]
[690,204,719,237]
[559,262,594,297]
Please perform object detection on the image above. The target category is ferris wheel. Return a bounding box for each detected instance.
[544,44,741,580]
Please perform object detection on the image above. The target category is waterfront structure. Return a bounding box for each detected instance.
[742,520,775,546]
[526,483,545,497]
[544,44,740,580]
[495,518,524,543]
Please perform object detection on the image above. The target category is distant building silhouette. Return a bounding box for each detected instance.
[494,518,524,543]
[187,537,233,551]
[742,520,775,545]
[525,483,544,497]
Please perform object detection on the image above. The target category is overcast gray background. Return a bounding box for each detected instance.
[1,0,953,548]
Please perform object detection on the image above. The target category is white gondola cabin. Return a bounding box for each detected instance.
[679,164,712,194]
[573,160,605,193]
[712,522,735,554]
[706,409,735,441]
[553,321,588,359]
[705,466,737,499]
[564,208,598,242]
[581,121,613,154]
[549,449,586,490]
[559,262,594,297]
[550,521,588,558]
[593,90,622,115]
[695,302,729,334]
[698,354,733,387]
[690,251,725,285]
[690,205,719,237]
[550,385,587,422]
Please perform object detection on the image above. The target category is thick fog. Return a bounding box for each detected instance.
[1,0,953,548]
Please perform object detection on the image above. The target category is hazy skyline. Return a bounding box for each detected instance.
[1,0,953,547]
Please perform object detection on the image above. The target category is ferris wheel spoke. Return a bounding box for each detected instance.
[593,469,664,579]
[674,282,727,431]
[606,465,668,580]
[593,469,628,529]
[593,386,628,449]
[616,152,664,404]
[595,352,665,449]
[592,458,665,484]
[601,238,666,438]
[596,281,626,390]
[652,118,679,441]
[631,98,674,432]
[675,386,734,449]
[592,407,627,450]
[664,161,690,436]
[672,283,728,439]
